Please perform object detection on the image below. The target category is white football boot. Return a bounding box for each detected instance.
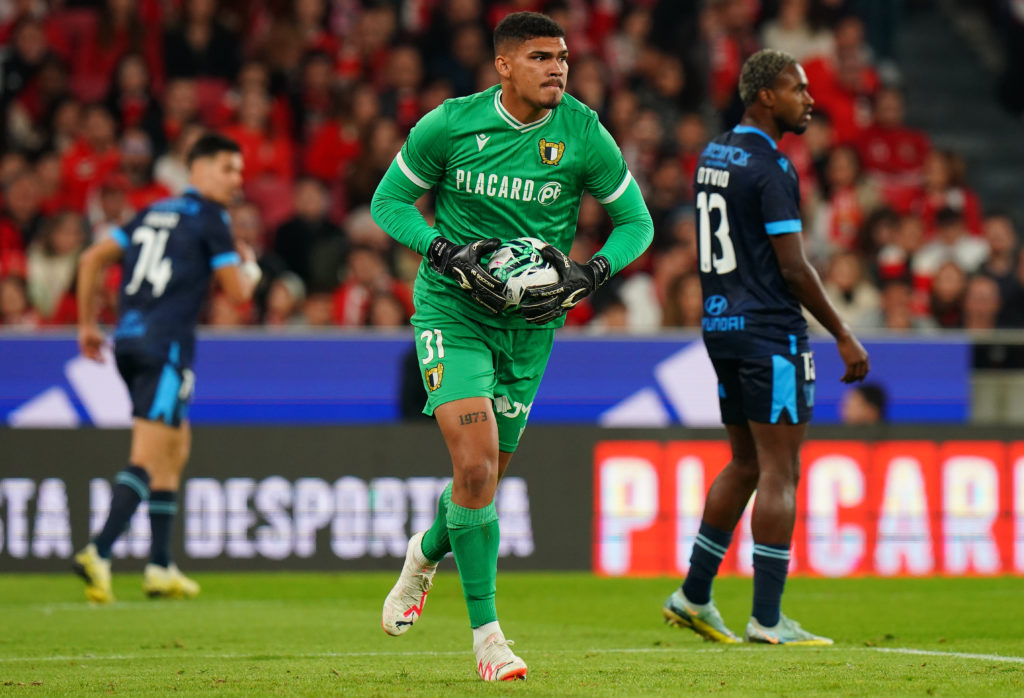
[475,631,528,681]
[381,532,438,636]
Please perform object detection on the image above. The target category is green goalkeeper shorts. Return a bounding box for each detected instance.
[412,305,555,452]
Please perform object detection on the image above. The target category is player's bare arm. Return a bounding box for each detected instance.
[769,231,869,383]
[76,236,124,362]
[214,241,259,304]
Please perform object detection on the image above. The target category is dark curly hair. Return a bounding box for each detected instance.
[738,49,797,107]
[493,12,564,53]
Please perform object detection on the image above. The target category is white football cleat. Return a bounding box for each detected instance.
[382,532,438,636]
[745,613,834,645]
[73,544,114,604]
[475,632,528,681]
[143,563,200,599]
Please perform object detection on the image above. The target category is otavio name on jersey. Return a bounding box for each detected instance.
[696,166,730,188]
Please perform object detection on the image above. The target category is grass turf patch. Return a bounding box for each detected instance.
[1,572,1021,695]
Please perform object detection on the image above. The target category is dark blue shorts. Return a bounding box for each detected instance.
[116,350,194,427]
[711,351,816,425]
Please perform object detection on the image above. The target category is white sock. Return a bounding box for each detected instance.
[473,621,502,648]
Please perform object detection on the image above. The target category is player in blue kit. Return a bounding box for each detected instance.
[662,50,869,644]
[72,133,260,603]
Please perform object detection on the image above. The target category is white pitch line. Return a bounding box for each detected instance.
[2,646,1023,665]
[859,647,1024,664]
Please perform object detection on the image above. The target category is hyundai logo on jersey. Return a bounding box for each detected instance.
[704,295,729,316]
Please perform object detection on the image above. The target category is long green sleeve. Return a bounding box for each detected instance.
[370,158,439,256]
[581,119,654,275]
[594,176,654,275]
[370,103,451,255]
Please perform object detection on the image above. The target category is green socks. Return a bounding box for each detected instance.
[420,483,453,562]
[447,500,500,628]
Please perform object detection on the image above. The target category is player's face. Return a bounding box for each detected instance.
[772,63,814,134]
[196,152,244,206]
[500,36,568,111]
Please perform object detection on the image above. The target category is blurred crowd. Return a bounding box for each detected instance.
[1,0,1022,334]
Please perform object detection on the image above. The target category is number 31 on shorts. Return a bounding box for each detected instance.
[420,329,445,364]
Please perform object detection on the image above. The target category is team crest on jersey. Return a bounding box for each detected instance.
[538,138,565,165]
[425,364,444,392]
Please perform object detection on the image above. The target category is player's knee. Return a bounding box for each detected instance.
[453,459,498,498]
[732,457,759,484]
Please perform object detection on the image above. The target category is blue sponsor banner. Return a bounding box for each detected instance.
[0,332,969,426]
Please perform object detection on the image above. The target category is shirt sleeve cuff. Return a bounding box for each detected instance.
[111,227,130,249]
[210,251,241,269]
[765,219,802,235]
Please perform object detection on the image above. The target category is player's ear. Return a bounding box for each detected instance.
[757,86,776,109]
[494,54,511,79]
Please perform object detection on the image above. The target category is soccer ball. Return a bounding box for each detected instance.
[486,237,560,307]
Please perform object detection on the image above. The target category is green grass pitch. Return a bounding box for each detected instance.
[1,572,1021,695]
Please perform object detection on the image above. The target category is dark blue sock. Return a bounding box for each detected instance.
[148,491,177,567]
[92,465,150,559]
[752,543,791,626]
[681,522,733,604]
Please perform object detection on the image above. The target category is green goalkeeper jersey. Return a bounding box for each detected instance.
[371,84,653,329]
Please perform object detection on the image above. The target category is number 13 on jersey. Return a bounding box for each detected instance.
[697,191,736,275]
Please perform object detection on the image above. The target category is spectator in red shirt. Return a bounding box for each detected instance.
[802,16,878,145]
[264,271,306,326]
[366,290,410,328]
[209,60,292,135]
[706,0,761,120]
[158,78,201,151]
[913,207,990,282]
[928,260,967,329]
[379,45,424,133]
[877,279,936,331]
[856,86,931,213]
[88,173,133,243]
[72,0,163,102]
[34,150,65,215]
[332,245,413,327]
[163,0,241,82]
[60,104,120,211]
[105,52,162,137]
[46,96,82,156]
[7,53,71,154]
[303,88,362,184]
[154,122,204,195]
[0,169,44,255]
[290,51,337,142]
[224,86,295,183]
[671,112,708,204]
[962,274,1001,331]
[26,210,86,321]
[1,17,54,146]
[116,128,172,213]
[603,4,651,85]
[345,117,400,209]
[808,145,881,262]
[661,270,703,328]
[636,51,696,133]
[911,149,983,236]
[0,274,39,328]
[349,3,397,87]
[978,212,1019,298]
[0,2,71,61]
[428,21,491,98]
[291,0,339,55]
[272,177,346,293]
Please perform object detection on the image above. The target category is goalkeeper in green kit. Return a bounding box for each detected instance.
[370,11,652,681]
